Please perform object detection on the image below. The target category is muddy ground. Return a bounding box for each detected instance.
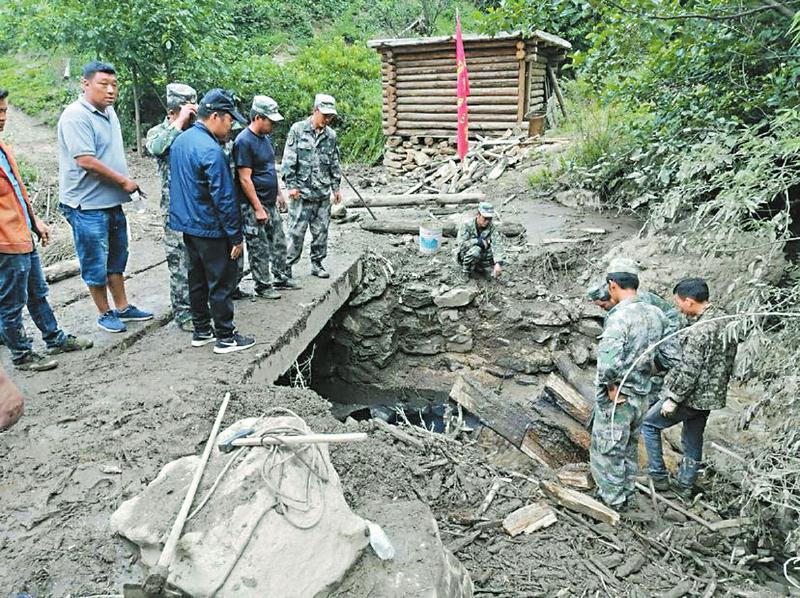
[0,108,796,597]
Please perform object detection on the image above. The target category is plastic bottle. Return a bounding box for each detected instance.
[365,520,395,560]
[129,190,147,214]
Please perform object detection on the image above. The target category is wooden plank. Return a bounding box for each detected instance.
[503,503,557,537]
[395,55,522,69]
[393,120,520,130]
[449,374,535,448]
[44,258,80,283]
[395,87,519,97]
[516,59,526,122]
[396,95,518,105]
[349,192,484,206]
[360,219,525,238]
[392,61,520,75]
[396,105,519,115]
[530,401,590,451]
[544,373,593,425]
[556,463,594,491]
[397,112,519,124]
[396,79,518,91]
[396,70,519,83]
[553,352,595,403]
[541,481,621,526]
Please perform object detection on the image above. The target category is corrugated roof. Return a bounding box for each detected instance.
[367,30,571,51]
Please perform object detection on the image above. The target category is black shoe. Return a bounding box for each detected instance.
[191,330,216,347]
[670,479,693,500]
[213,333,256,354]
[651,476,670,492]
[232,287,253,300]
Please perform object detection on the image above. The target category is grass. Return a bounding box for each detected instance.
[0,53,73,124]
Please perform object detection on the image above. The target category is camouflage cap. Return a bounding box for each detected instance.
[314,93,337,115]
[251,95,284,121]
[166,83,197,109]
[478,202,495,218]
[587,279,611,301]
[607,257,640,275]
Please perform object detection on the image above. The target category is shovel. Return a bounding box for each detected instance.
[123,392,231,598]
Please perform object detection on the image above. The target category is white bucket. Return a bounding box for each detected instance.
[419,224,443,254]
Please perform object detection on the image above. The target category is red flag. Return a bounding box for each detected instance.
[455,13,470,161]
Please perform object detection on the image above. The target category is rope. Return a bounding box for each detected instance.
[186,409,331,596]
[784,556,800,589]
[607,310,800,436]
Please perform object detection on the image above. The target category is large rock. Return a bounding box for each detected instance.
[434,288,478,308]
[332,500,473,597]
[401,283,434,309]
[111,417,369,598]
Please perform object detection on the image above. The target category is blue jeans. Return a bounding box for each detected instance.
[60,204,129,286]
[0,249,65,361]
[641,397,710,489]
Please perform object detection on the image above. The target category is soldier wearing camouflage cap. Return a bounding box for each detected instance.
[145,83,198,331]
[234,95,300,298]
[454,202,505,279]
[590,268,681,511]
[282,93,342,279]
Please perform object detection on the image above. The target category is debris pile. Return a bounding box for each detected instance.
[381,133,568,191]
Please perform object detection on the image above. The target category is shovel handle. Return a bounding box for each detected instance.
[232,432,368,447]
[157,392,231,569]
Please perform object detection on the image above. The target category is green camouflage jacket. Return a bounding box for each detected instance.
[454,217,505,264]
[281,118,341,201]
[662,304,736,410]
[639,289,684,335]
[145,118,182,215]
[596,296,681,401]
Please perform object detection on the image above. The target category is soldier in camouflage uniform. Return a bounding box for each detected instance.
[642,278,737,498]
[590,269,680,510]
[145,83,197,330]
[587,257,683,405]
[234,96,299,299]
[282,94,342,279]
[454,202,505,279]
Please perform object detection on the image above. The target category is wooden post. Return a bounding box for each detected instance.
[546,64,567,119]
[131,70,143,155]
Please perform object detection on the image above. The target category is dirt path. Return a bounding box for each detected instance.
[1,126,775,596]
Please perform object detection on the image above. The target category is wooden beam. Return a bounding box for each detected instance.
[544,373,593,425]
[361,219,526,238]
[348,192,484,207]
[503,503,557,537]
[553,352,595,404]
[391,60,520,75]
[393,120,520,130]
[395,55,522,69]
[397,112,519,124]
[395,87,519,97]
[395,105,519,115]
[396,95,518,105]
[556,463,595,491]
[449,374,536,448]
[516,59,527,122]
[396,69,519,82]
[547,64,568,118]
[541,481,621,526]
[396,79,518,91]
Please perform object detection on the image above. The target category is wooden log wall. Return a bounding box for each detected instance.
[381,39,528,138]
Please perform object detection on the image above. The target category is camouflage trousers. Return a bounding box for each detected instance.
[240,203,290,291]
[589,391,648,508]
[457,244,494,275]
[286,199,331,268]
[163,219,191,323]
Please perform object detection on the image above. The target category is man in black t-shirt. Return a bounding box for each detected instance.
[234,96,300,298]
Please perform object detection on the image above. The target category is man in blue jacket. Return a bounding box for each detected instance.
[168,89,255,354]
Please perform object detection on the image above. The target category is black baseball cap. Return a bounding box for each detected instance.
[199,88,246,125]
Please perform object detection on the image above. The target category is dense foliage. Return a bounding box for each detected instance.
[0,0,476,162]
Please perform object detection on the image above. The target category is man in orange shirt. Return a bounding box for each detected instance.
[0,89,92,371]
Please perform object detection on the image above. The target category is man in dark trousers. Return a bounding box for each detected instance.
[168,88,255,354]
[234,95,299,298]
[642,278,737,498]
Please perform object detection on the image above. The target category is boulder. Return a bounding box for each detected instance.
[521,301,575,327]
[111,417,369,598]
[434,288,478,308]
[332,500,473,597]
